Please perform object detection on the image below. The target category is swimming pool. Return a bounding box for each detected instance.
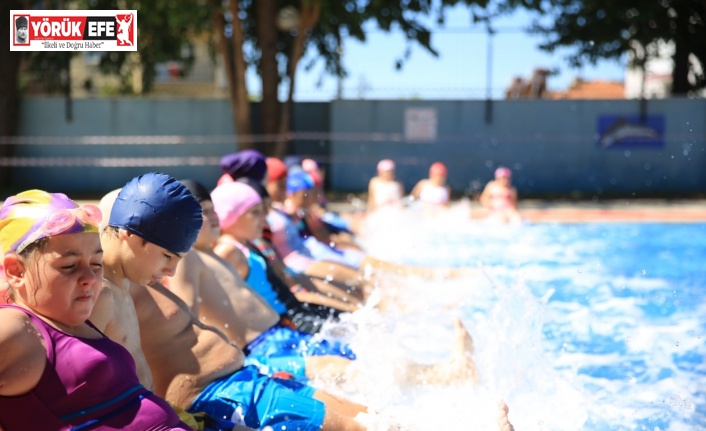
[319,206,706,431]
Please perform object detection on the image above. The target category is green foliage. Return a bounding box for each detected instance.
[302,0,494,85]
[20,0,75,95]
[498,0,706,93]
[23,52,72,94]
[80,0,213,93]
[23,0,705,98]
[213,0,497,95]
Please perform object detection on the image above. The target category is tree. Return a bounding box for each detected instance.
[490,0,706,96]
[0,0,26,188]
[82,0,212,94]
[213,0,495,156]
[7,1,497,159]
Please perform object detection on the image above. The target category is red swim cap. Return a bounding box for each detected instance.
[266,157,287,183]
[429,162,447,177]
[216,173,235,186]
[308,170,323,188]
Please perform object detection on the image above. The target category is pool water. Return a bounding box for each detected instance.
[318,205,706,431]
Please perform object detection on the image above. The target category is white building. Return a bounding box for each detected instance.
[625,39,705,98]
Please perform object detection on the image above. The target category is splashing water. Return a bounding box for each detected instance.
[312,203,706,431]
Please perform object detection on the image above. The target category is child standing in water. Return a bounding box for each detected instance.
[367,159,405,212]
[478,166,523,224]
[411,161,451,207]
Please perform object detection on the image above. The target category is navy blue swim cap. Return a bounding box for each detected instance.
[109,173,203,254]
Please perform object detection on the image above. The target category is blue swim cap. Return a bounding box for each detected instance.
[286,170,314,194]
[109,173,203,254]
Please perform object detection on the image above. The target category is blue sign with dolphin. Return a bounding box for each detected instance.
[596,115,665,149]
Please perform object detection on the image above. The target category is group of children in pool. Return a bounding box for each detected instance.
[368,159,523,224]
[0,150,516,431]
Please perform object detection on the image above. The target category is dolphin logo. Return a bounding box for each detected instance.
[598,117,662,148]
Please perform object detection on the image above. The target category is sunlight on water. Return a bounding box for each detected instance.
[313,202,706,431]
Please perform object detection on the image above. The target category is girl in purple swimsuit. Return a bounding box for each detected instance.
[0,190,191,431]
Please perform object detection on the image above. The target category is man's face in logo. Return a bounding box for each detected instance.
[16,21,28,41]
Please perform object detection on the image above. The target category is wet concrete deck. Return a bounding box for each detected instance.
[327,199,706,223]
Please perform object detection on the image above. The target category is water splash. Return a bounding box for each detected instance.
[320,205,706,430]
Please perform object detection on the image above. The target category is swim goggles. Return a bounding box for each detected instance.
[14,204,102,253]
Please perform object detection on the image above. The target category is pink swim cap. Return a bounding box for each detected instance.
[494,167,512,179]
[429,162,447,177]
[211,182,262,231]
[301,158,320,174]
[377,159,395,172]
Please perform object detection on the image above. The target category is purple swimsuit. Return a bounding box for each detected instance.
[0,305,190,431]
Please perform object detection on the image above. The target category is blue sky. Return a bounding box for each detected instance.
[266,6,627,101]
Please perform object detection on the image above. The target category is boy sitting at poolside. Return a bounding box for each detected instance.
[98,172,373,431]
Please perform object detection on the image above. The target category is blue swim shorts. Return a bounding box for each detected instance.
[243,323,356,380]
[188,365,325,431]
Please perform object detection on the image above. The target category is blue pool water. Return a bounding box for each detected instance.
[341,208,706,431]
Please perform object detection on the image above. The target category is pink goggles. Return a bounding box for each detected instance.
[15,204,102,253]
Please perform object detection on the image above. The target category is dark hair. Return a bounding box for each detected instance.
[235,177,270,199]
[179,179,212,203]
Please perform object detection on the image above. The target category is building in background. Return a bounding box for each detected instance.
[624,40,705,99]
[64,33,227,98]
[546,77,624,100]
[505,69,624,100]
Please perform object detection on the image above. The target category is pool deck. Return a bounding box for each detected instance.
[513,200,706,223]
[74,197,706,223]
[327,199,706,223]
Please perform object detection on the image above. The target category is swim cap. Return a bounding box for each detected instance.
[302,158,320,174]
[219,150,267,182]
[216,173,235,187]
[235,177,270,200]
[308,170,323,188]
[286,170,314,194]
[429,162,447,177]
[179,179,212,203]
[495,167,512,179]
[98,189,122,230]
[109,173,203,254]
[266,157,287,183]
[0,190,101,255]
[283,155,302,169]
[211,182,262,231]
[15,16,27,29]
[377,159,395,172]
